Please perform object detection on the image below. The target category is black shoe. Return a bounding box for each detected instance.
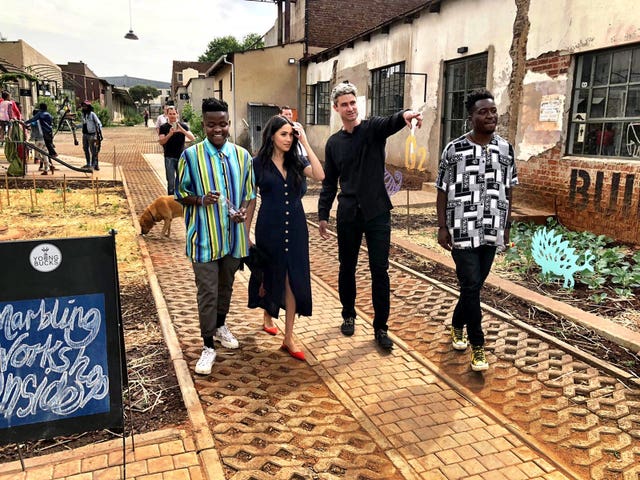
[94,165,100,171]
[375,329,393,351]
[340,317,355,336]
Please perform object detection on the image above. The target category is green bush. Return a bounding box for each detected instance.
[92,101,111,127]
[123,106,142,126]
[181,103,204,142]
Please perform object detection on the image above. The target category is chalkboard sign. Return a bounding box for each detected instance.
[0,234,125,444]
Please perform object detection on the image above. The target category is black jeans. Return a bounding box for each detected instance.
[336,210,390,332]
[43,132,57,157]
[451,245,496,346]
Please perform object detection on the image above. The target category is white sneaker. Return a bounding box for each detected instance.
[195,347,216,375]
[214,325,239,349]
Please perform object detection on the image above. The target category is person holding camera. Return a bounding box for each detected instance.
[245,114,324,361]
[158,106,195,195]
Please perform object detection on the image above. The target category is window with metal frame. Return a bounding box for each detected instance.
[371,62,405,117]
[441,53,488,150]
[568,44,640,158]
[305,81,330,125]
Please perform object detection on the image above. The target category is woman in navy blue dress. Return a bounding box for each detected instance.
[245,115,324,360]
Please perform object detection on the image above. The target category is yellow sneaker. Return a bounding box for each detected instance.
[470,345,489,371]
[450,327,468,351]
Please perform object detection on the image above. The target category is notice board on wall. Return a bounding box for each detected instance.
[0,234,125,444]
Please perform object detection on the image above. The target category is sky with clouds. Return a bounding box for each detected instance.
[1,0,277,83]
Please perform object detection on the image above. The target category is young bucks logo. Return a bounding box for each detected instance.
[30,243,62,272]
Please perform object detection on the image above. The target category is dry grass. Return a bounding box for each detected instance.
[0,185,145,284]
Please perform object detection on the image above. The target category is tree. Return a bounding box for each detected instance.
[129,85,161,106]
[198,34,265,62]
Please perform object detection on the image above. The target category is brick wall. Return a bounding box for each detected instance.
[306,0,426,48]
[517,153,640,244]
[526,52,571,77]
[516,53,640,244]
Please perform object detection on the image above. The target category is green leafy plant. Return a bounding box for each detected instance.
[180,103,203,142]
[123,106,142,126]
[92,102,111,127]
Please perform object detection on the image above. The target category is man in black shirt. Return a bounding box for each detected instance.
[318,82,422,350]
[158,106,195,195]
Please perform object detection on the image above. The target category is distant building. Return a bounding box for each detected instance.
[262,0,428,51]
[58,61,102,105]
[104,75,170,116]
[170,61,214,113]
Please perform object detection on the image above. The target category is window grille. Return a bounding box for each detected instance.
[568,44,640,158]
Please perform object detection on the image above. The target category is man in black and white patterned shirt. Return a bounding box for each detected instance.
[435,88,518,372]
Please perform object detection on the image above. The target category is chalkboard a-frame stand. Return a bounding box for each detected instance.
[0,233,127,459]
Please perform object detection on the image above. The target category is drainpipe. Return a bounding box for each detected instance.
[222,55,236,143]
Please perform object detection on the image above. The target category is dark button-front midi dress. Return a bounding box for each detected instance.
[248,157,312,318]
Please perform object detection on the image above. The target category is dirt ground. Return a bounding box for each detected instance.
[0,183,187,463]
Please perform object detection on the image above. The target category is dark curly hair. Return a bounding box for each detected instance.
[465,89,494,115]
[202,97,228,114]
[255,115,303,189]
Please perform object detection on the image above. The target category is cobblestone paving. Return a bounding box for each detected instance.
[48,127,638,479]
[307,230,640,480]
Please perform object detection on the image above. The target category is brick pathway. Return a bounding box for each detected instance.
[5,126,638,479]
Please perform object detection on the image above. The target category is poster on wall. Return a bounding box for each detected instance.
[0,234,125,445]
[539,94,563,122]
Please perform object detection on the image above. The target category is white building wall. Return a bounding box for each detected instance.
[517,0,640,161]
[305,0,517,177]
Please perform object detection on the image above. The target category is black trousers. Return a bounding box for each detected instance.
[451,245,497,346]
[336,210,390,332]
[42,132,57,157]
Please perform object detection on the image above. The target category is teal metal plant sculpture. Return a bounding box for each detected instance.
[531,227,595,289]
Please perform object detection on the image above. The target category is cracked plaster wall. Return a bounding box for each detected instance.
[514,0,640,242]
[305,0,516,179]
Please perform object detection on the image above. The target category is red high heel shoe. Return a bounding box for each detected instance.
[263,325,278,335]
[280,344,305,361]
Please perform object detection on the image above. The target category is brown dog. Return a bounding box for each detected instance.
[139,196,183,237]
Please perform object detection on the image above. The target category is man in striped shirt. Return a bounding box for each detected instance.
[175,97,256,375]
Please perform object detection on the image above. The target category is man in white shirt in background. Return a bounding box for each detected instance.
[280,105,308,195]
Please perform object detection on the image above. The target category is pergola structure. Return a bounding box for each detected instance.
[25,64,64,100]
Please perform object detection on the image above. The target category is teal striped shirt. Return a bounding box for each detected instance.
[176,139,255,263]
